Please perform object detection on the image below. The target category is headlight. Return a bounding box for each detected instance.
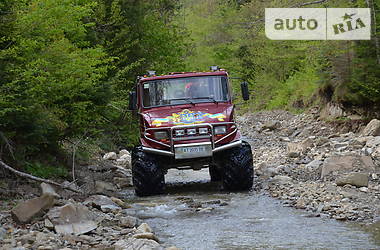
[175,130,185,136]
[214,126,227,135]
[187,128,196,135]
[154,131,168,140]
[199,127,208,134]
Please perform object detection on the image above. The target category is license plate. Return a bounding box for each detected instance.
[175,144,212,159]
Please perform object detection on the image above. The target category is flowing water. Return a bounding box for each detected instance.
[122,169,380,250]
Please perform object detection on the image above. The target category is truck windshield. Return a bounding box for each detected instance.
[142,76,229,107]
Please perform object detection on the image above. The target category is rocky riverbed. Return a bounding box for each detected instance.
[237,110,380,223]
[0,150,176,250]
[1,110,380,249]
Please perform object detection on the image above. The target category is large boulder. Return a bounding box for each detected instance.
[336,172,369,187]
[362,119,380,136]
[11,194,55,223]
[321,155,375,178]
[46,203,98,235]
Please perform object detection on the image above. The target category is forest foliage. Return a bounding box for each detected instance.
[0,0,379,172]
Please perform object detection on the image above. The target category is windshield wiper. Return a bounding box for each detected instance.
[170,98,194,105]
[191,96,218,103]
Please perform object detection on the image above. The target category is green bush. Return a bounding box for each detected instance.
[25,162,68,179]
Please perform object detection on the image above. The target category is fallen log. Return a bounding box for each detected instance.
[0,159,82,193]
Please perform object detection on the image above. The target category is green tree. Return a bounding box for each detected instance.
[0,0,111,162]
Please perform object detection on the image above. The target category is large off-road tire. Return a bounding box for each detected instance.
[222,141,254,191]
[132,147,165,196]
[209,165,222,182]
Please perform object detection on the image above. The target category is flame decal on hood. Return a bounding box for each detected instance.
[152,109,226,127]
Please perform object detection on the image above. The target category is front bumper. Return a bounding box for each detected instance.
[142,140,242,158]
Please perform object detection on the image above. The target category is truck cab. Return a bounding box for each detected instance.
[129,67,253,196]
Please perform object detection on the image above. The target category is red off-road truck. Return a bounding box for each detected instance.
[129,67,253,196]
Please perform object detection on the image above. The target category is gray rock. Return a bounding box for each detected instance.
[114,238,162,250]
[47,203,98,235]
[336,172,369,187]
[320,102,346,119]
[95,181,117,194]
[365,136,380,148]
[40,183,60,198]
[287,138,313,157]
[119,216,138,228]
[137,223,152,233]
[262,121,280,131]
[103,152,117,160]
[133,233,159,242]
[0,227,6,240]
[269,175,293,185]
[114,177,133,188]
[44,218,54,229]
[306,160,323,169]
[119,149,130,158]
[84,195,121,212]
[362,119,380,136]
[100,204,121,213]
[321,155,375,178]
[11,194,55,223]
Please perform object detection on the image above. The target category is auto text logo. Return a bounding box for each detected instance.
[265,8,371,40]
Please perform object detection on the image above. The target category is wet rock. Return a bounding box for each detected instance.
[336,172,369,188]
[95,181,117,194]
[114,238,162,250]
[47,203,98,235]
[103,152,117,160]
[361,119,380,136]
[84,195,121,213]
[11,194,55,223]
[321,155,375,178]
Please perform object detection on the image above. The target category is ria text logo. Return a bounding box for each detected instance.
[265,8,371,40]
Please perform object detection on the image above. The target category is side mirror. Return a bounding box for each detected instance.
[241,82,249,101]
[128,91,137,110]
